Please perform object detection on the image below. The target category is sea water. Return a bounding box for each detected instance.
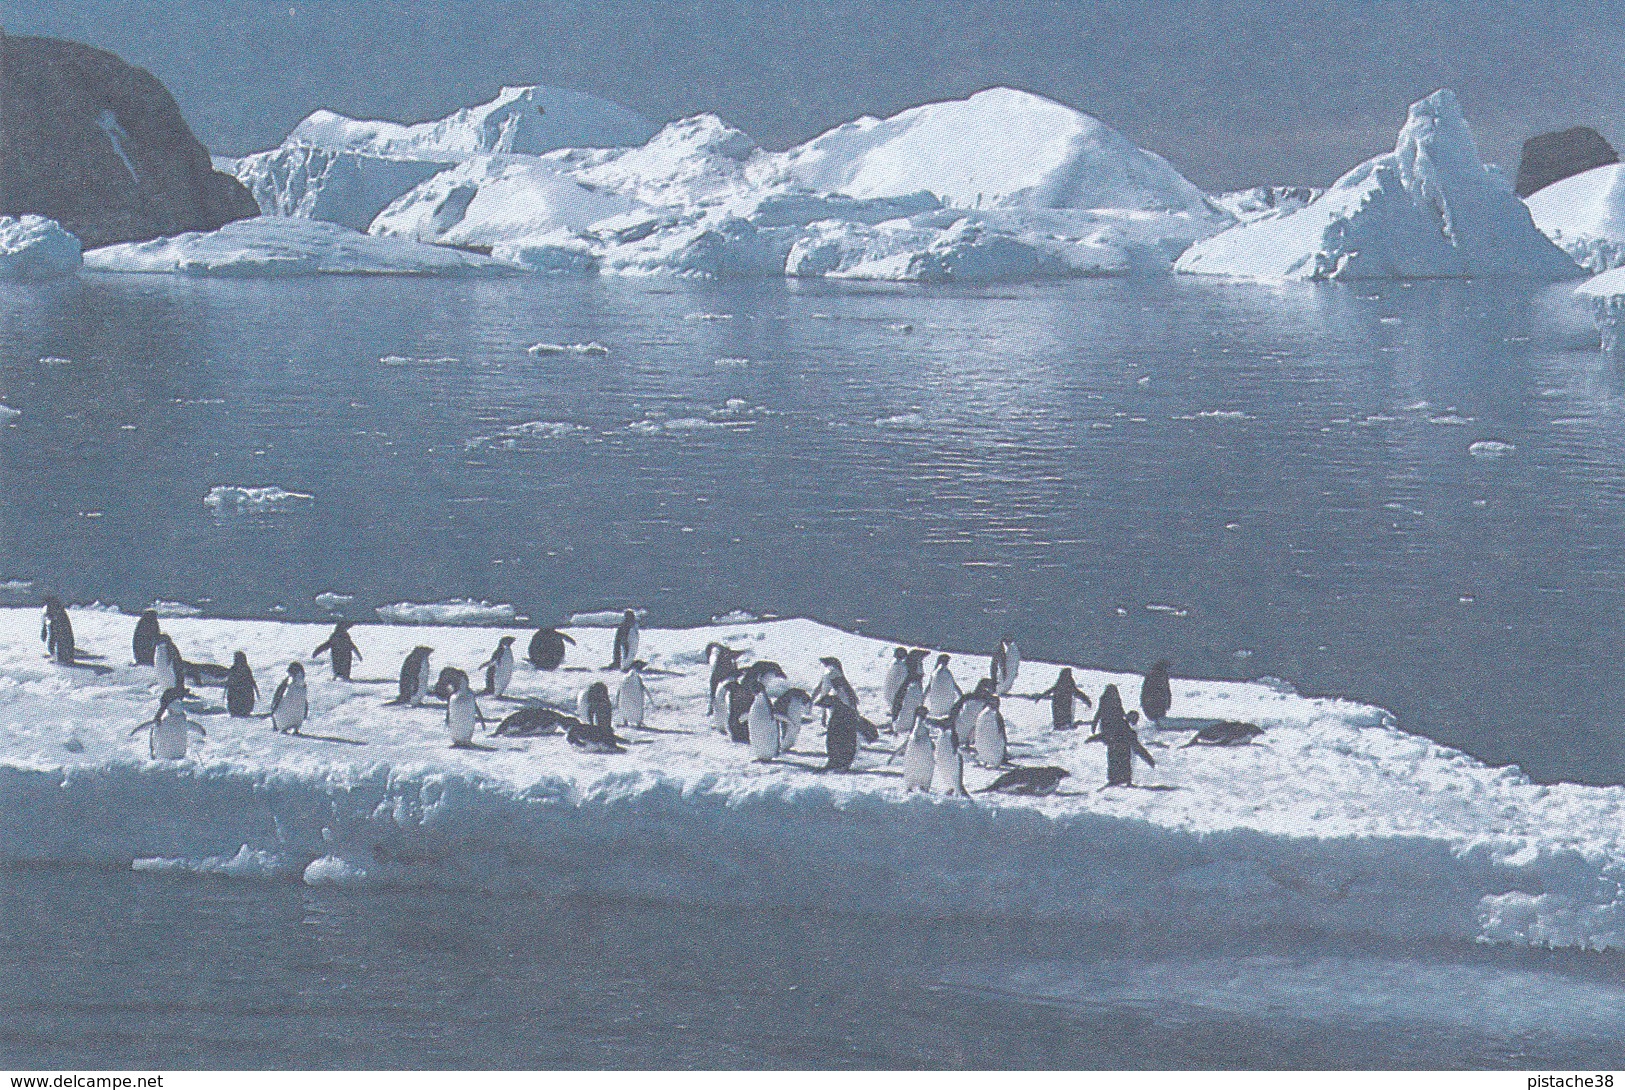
[1,272,1623,1067]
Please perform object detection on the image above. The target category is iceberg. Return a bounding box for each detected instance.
[1175,90,1581,282]
[5,607,1625,952]
[285,85,658,160]
[82,217,511,277]
[0,215,82,280]
[1527,164,1625,273]
[226,146,448,232]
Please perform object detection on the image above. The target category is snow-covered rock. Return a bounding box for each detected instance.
[285,85,657,160]
[1176,90,1582,282]
[226,146,448,231]
[82,216,510,276]
[0,215,82,280]
[5,607,1625,952]
[1527,164,1625,273]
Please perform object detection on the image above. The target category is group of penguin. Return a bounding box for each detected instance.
[40,597,1267,786]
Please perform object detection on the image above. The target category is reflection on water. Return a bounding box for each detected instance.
[0,273,1619,787]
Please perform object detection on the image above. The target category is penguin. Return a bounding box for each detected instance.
[610,609,639,670]
[811,657,858,710]
[924,653,962,718]
[815,693,869,772]
[951,678,997,747]
[569,682,622,753]
[132,609,162,666]
[389,647,433,706]
[493,705,570,737]
[1029,668,1093,731]
[225,651,258,718]
[153,635,184,691]
[432,667,468,702]
[132,685,204,760]
[312,622,362,681]
[740,660,788,693]
[935,719,968,797]
[705,642,742,714]
[896,706,934,792]
[1184,721,1264,747]
[614,660,647,728]
[446,671,487,748]
[478,636,517,697]
[528,626,575,670]
[978,766,1071,796]
[881,647,909,712]
[774,687,811,751]
[991,635,1020,696]
[268,662,308,735]
[712,677,737,736]
[973,704,1007,768]
[1141,660,1173,727]
[1088,685,1155,786]
[747,688,779,762]
[40,597,77,665]
[726,679,757,744]
[889,670,925,735]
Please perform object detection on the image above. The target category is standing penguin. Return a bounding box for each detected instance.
[896,706,935,792]
[726,679,756,744]
[610,609,639,670]
[890,667,925,735]
[225,651,258,718]
[973,703,1008,768]
[774,687,811,751]
[991,635,1020,696]
[811,656,858,710]
[528,626,575,670]
[935,720,968,797]
[712,677,737,736]
[615,660,647,729]
[478,635,517,697]
[390,647,433,706]
[132,685,204,760]
[816,694,875,772]
[1088,683,1155,786]
[312,622,362,681]
[747,688,779,762]
[432,667,469,702]
[925,654,962,718]
[1029,668,1093,731]
[132,609,162,666]
[881,647,910,712]
[40,597,77,665]
[570,682,621,752]
[951,678,997,748]
[269,662,308,735]
[705,642,742,714]
[1140,660,1173,727]
[153,635,184,691]
[446,671,486,748]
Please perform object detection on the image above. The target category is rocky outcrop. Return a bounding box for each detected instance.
[1515,127,1619,198]
[0,32,257,248]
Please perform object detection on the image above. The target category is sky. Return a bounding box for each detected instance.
[3,0,1623,190]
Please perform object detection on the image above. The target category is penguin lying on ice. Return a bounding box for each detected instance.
[1183,721,1264,747]
[977,766,1071,796]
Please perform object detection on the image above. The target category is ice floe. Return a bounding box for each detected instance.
[0,215,82,280]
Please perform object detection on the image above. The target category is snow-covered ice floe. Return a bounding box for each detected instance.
[0,215,82,280]
[1176,90,1582,282]
[374,599,519,625]
[203,485,314,511]
[4,607,1625,950]
[82,217,512,277]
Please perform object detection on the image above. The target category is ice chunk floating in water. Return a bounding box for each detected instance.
[203,485,314,511]
[374,599,518,625]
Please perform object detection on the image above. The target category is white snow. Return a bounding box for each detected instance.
[0,216,82,280]
[226,146,448,232]
[1527,164,1625,273]
[527,342,609,356]
[1176,90,1581,282]
[1208,185,1322,224]
[4,607,1625,951]
[285,85,657,160]
[83,218,511,277]
[203,485,314,511]
[1468,440,1516,458]
[374,599,519,626]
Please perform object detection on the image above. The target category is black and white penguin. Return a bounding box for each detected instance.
[1088,684,1155,786]
[132,609,162,666]
[528,626,575,670]
[725,678,757,744]
[712,677,737,737]
[446,671,486,748]
[747,688,779,762]
[973,703,1008,768]
[990,635,1020,696]
[898,706,935,792]
[493,705,570,737]
[705,642,742,714]
[225,651,258,718]
[811,656,858,710]
[951,678,997,746]
[881,647,909,712]
[740,660,788,693]
[934,719,967,797]
[1183,721,1264,747]
[610,609,639,670]
[816,693,873,772]
[40,597,76,665]
[614,660,647,729]
[978,766,1071,796]
[312,622,362,681]
[925,653,962,718]
[432,667,468,702]
[1030,667,1092,731]
[569,682,622,753]
[1141,660,1173,726]
[889,663,925,734]
[774,687,811,751]
[153,635,185,691]
[132,685,204,760]
[479,636,517,697]
[269,662,308,735]
[389,646,434,706]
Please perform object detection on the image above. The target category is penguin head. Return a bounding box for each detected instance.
[1001,633,1014,645]
[913,705,931,726]
[287,661,304,679]
[497,635,515,647]
[158,685,189,714]
[936,654,950,668]
[1152,659,1170,674]
[629,659,647,672]
[892,647,908,660]
[973,678,997,697]
[42,595,62,610]
[819,656,841,671]
[623,609,636,622]
[1057,667,1073,684]
[140,609,158,623]
[335,621,353,632]
[232,651,248,667]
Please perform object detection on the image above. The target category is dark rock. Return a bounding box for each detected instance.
[0,31,258,248]
[1515,127,1619,198]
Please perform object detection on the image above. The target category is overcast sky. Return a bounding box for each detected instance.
[4,0,1622,190]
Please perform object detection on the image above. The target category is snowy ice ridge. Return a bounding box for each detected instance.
[0,215,82,280]
[3,607,1625,951]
